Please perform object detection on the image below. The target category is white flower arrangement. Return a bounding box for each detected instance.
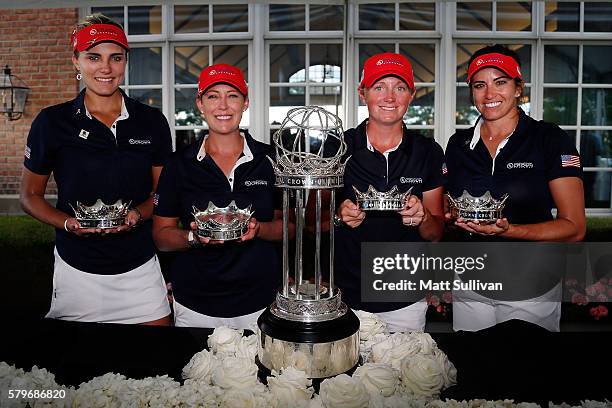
[0,322,609,407]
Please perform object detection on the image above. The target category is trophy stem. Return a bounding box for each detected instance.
[295,189,304,300]
[282,189,289,297]
[329,189,335,297]
[315,189,322,301]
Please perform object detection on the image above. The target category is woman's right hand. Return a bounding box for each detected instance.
[63,217,103,236]
[189,221,223,245]
[338,199,366,228]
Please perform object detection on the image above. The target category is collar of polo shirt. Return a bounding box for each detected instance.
[196,131,253,162]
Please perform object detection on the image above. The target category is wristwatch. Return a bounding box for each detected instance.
[187,230,200,248]
[333,214,345,227]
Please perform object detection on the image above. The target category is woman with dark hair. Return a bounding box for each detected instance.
[153,64,286,329]
[20,14,172,324]
[445,44,586,332]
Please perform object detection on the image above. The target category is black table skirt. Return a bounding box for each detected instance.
[2,318,611,405]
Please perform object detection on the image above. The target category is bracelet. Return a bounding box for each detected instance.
[333,214,345,227]
[63,218,70,232]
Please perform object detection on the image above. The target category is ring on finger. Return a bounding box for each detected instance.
[408,217,414,226]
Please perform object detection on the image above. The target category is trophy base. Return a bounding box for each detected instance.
[77,218,124,229]
[275,174,343,189]
[257,306,360,379]
[196,225,248,241]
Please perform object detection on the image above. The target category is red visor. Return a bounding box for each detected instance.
[359,52,414,91]
[71,24,129,52]
[467,53,522,83]
[197,64,248,97]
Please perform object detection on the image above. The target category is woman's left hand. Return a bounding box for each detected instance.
[398,195,426,227]
[240,217,260,242]
[455,218,510,236]
[101,209,142,235]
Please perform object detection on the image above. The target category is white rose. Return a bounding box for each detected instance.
[182,349,217,384]
[360,333,389,362]
[404,332,437,355]
[235,334,258,361]
[267,366,313,407]
[354,310,388,341]
[212,356,259,389]
[432,348,457,388]
[219,388,270,408]
[371,334,421,369]
[177,382,222,407]
[208,326,244,356]
[399,354,445,398]
[319,374,370,408]
[353,363,399,397]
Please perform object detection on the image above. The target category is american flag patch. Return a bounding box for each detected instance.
[561,155,580,168]
[24,145,31,159]
[153,193,159,206]
[442,163,448,175]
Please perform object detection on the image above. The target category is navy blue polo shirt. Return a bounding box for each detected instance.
[335,120,445,312]
[24,89,172,275]
[154,131,281,318]
[445,108,582,230]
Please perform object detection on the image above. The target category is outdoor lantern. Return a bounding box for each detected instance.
[1,65,30,121]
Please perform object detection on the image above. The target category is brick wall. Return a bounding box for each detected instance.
[0,8,79,195]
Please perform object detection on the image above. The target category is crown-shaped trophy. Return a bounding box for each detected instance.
[70,199,131,228]
[257,106,359,380]
[353,185,412,211]
[192,201,253,241]
[447,190,509,223]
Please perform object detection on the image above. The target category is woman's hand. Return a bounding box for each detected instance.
[63,217,102,236]
[454,218,510,236]
[188,221,223,245]
[338,199,365,228]
[398,195,426,227]
[240,218,260,242]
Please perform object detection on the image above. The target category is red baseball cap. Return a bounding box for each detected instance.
[71,24,129,52]
[467,53,522,83]
[359,52,414,90]
[197,64,248,97]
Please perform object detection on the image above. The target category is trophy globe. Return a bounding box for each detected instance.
[257,106,360,380]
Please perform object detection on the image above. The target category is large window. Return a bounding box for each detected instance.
[87,1,612,212]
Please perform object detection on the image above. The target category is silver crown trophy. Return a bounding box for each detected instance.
[353,185,413,211]
[192,201,253,241]
[257,106,360,379]
[447,190,509,224]
[70,199,131,228]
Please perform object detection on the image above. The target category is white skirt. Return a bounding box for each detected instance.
[452,281,562,332]
[173,299,264,330]
[46,248,171,324]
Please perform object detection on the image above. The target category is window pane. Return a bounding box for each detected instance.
[583,46,612,84]
[456,87,479,125]
[543,88,578,125]
[175,88,202,126]
[359,4,395,31]
[270,44,305,83]
[359,44,395,73]
[176,129,204,152]
[399,3,435,31]
[270,87,305,125]
[175,46,208,84]
[544,2,579,32]
[405,87,434,125]
[213,4,248,33]
[310,86,343,124]
[581,130,612,169]
[497,2,531,32]
[129,48,162,85]
[544,45,578,83]
[91,7,124,28]
[269,5,305,31]
[583,171,612,208]
[129,89,161,110]
[174,5,208,34]
[582,89,612,126]
[128,6,161,35]
[213,45,248,79]
[457,2,492,31]
[310,44,342,83]
[519,87,532,117]
[584,2,612,32]
[456,43,487,82]
[310,5,344,31]
[399,44,435,83]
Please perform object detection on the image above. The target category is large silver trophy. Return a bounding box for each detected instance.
[257,106,360,379]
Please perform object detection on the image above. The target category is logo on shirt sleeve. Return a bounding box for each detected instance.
[24,145,31,159]
[561,155,581,168]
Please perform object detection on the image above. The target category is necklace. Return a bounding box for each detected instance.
[487,127,516,141]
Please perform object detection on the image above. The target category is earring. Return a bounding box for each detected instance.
[76,72,82,81]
